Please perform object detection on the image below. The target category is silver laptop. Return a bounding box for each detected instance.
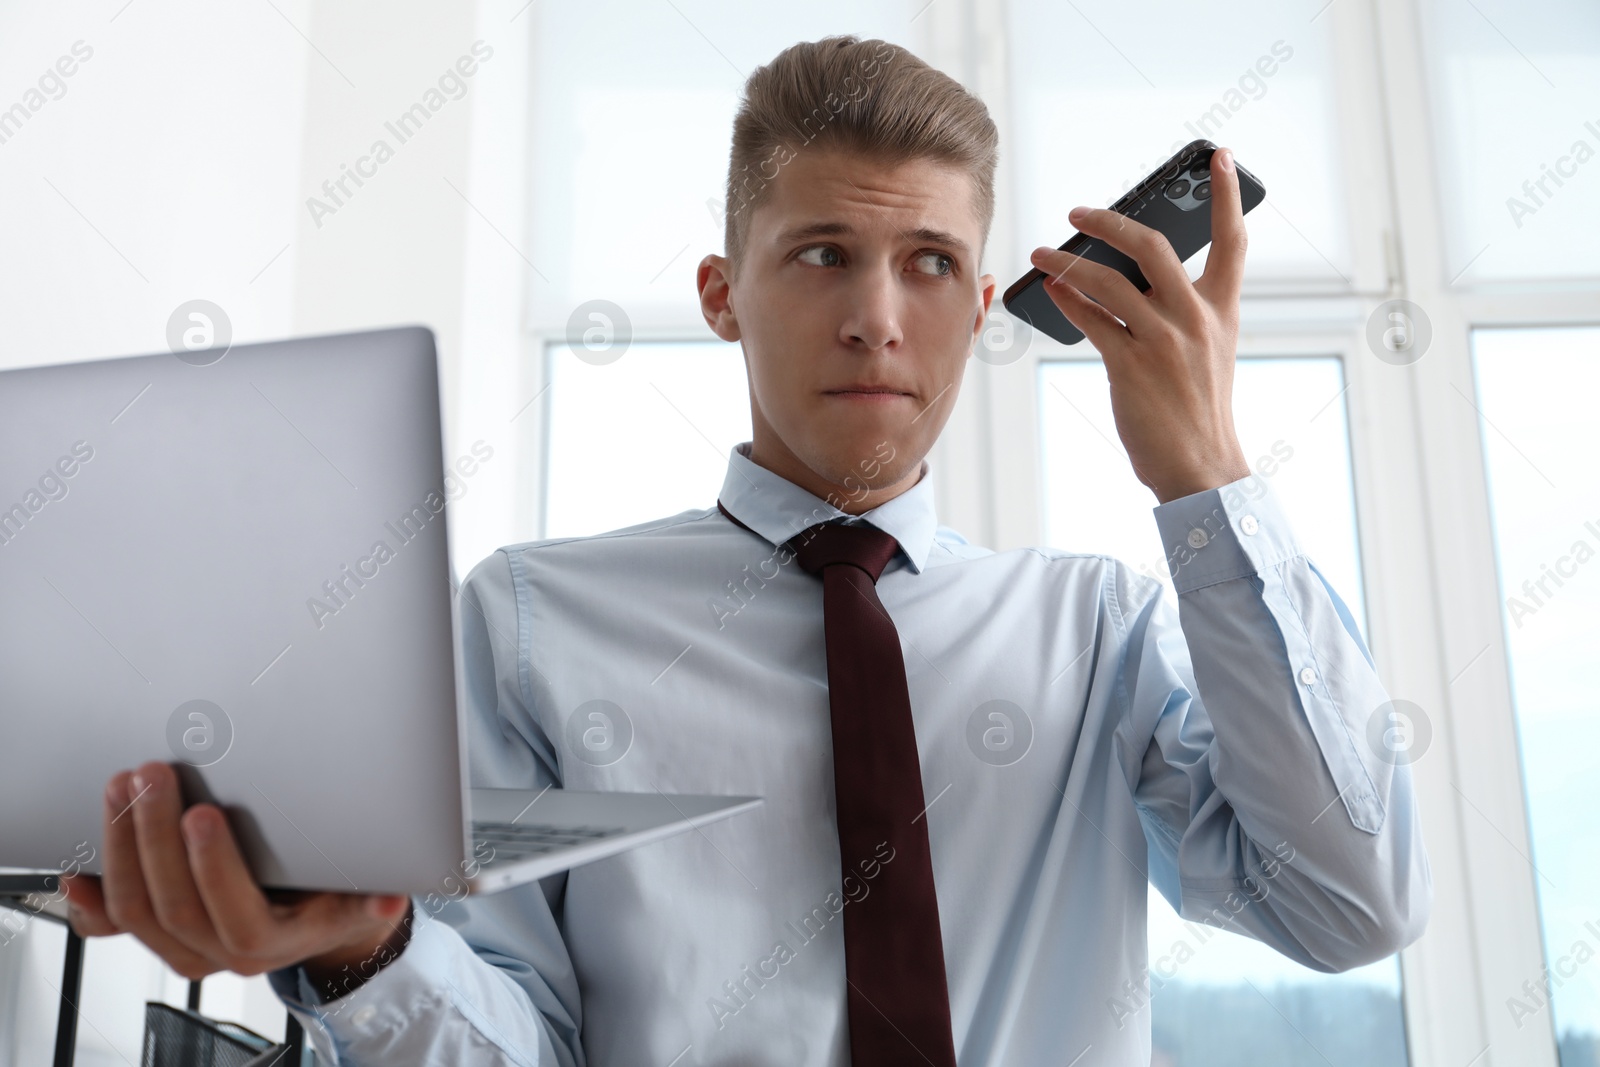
[0,325,760,896]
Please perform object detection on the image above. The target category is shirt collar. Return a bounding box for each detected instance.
[716,441,939,575]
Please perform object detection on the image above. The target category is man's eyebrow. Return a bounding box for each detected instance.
[774,220,971,258]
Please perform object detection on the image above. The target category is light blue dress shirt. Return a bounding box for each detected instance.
[271,439,1431,1065]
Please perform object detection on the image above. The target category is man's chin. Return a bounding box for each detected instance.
[811,428,898,464]
[807,436,921,495]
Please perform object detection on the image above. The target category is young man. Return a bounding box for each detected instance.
[65,35,1430,1065]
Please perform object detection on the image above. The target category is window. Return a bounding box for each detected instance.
[543,341,749,538]
[524,0,919,334]
[525,0,917,538]
[1473,326,1600,1066]
[1005,0,1353,288]
[1039,358,1365,628]
[518,2,1595,1062]
[3,0,1590,1061]
[1040,356,1406,1065]
[1417,0,1600,283]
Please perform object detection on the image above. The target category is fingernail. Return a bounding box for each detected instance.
[1068,205,1089,220]
[1217,148,1234,172]
[106,776,126,808]
[1031,246,1054,261]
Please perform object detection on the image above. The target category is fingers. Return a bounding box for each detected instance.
[1027,262,1126,350]
[1062,205,1192,297]
[183,803,304,969]
[99,768,217,980]
[61,875,119,937]
[1196,146,1248,303]
[181,805,267,932]
[183,803,405,973]
[130,762,228,961]
[89,765,401,983]
[1030,244,1155,338]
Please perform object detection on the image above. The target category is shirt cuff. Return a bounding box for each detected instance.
[1152,473,1303,594]
[266,899,458,1066]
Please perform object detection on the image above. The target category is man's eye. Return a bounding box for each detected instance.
[798,246,842,267]
[913,252,955,276]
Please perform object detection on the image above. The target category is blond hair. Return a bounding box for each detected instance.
[723,35,998,275]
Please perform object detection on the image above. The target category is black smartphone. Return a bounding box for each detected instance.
[1001,139,1266,345]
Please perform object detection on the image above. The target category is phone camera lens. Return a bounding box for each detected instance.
[1194,180,1211,200]
[1164,179,1190,200]
[1189,161,1209,180]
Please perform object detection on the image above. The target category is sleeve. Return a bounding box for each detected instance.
[267,548,586,1066]
[1111,474,1433,972]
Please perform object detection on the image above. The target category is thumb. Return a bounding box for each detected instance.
[364,894,410,921]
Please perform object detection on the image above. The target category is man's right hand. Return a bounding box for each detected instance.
[63,760,412,1000]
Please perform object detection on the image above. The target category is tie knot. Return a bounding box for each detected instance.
[787,520,900,584]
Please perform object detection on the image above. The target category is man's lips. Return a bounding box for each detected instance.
[823,387,914,401]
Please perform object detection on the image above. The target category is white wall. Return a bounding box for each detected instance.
[0,0,531,1060]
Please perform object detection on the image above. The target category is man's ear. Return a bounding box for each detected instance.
[970,272,997,352]
[698,254,741,342]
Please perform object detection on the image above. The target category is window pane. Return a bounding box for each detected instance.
[1040,358,1366,632]
[1040,357,1407,1065]
[1418,0,1600,283]
[526,1,919,329]
[544,341,750,538]
[1006,0,1351,285]
[1473,327,1600,1066]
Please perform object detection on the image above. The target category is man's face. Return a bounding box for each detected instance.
[698,147,996,511]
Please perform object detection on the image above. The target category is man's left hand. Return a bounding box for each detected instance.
[1030,145,1253,505]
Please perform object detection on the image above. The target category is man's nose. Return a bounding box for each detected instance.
[839,264,905,351]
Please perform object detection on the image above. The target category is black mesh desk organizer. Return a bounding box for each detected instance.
[141,1003,282,1067]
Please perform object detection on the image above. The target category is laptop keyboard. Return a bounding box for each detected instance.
[472,820,627,866]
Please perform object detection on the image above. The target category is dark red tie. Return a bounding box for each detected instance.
[718,501,958,1065]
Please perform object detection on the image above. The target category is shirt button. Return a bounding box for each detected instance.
[1186,528,1209,549]
[351,1005,378,1026]
[1298,666,1318,685]
[1240,515,1259,535]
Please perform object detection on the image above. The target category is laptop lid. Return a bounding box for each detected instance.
[0,326,468,894]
